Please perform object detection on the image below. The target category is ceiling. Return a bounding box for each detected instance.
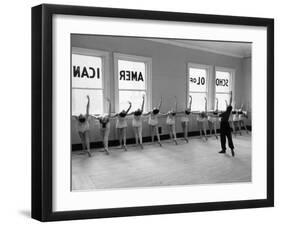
[146,38,252,58]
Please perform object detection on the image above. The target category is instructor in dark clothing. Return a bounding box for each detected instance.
[219,91,235,157]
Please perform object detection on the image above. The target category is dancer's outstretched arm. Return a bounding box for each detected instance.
[91,115,100,120]
[188,95,192,109]
[86,95,90,117]
[157,96,162,111]
[141,94,145,112]
[240,103,244,110]
[225,100,228,108]
[125,101,132,114]
[107,98,111,117]
[160,111,169,116]
[229,91,233,106]
[215,98,219,111]
[142,111,151,116]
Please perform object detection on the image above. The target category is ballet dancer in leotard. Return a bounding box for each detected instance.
[238,104,249,134]
[231,103,241,136]
[180,95,192,142]
[147,97,162,146]
[128,94,145,149]
[197,97,208,141]
[92,98,111,155]
[207,98,219,139]
[164,96,178,145]
[113,101,132,151]
[72,95,92,157]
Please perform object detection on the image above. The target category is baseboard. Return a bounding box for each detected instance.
[72,126,252,151]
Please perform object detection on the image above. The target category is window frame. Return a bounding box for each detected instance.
[215,66,235,109]
[71,47,110,114]
[187,63,212,111]
[113,53,152,113]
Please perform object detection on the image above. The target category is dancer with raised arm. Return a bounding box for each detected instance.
[238,103,249,134]
[197,97,208,141]
[148,97,162,146]
[219,91,235,157]
[92,98,111,155]
[165,96,178,145]
[231,104,241,136]
[113,101,132,151]
[180,95,192,142]
[73,95,92,157]
[128,94,145,149]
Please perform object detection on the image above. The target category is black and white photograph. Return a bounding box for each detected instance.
[71,35,252,191]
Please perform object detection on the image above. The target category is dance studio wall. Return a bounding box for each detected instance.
[71,35,251,145]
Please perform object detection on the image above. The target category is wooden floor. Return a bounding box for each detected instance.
[72,133,252,191]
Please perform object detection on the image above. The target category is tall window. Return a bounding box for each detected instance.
[114,53,152,112]
[215,68,234,111]
[72,48,109,115]
[188,64,209,111]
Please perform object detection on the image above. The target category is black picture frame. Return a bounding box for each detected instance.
[32,4,274,222]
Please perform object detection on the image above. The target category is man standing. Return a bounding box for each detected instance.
[219,91,235,157]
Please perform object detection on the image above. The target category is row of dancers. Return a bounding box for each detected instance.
[73,92,248,157]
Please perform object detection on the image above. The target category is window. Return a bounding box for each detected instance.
[72,48,109,115]
[114,53,152,112]
[188,64,210,111]
[215,68,234,111]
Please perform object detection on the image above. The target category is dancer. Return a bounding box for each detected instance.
[238,104,249,134]
[113,101,132,151]
[147,97,162,146]
[180,95,192,142]
[197,97,208,141]
[207,98,219,139]
[231,104,241,136]
[92,98,111,155]
[219,91,235,157]
[73,95,92,157]
[128,94,145,149]
[164,96,178,145]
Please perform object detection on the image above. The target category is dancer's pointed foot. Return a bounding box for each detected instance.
[231,149,235,157]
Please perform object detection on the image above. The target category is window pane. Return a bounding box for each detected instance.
[216,93,231,111]
[72,89,103,115]
[189,68,207,92]
[118,60,146,90]
[72,54,103,89]
[190,92,207,112]
[119,90,146,112]
[215,71,231,93]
